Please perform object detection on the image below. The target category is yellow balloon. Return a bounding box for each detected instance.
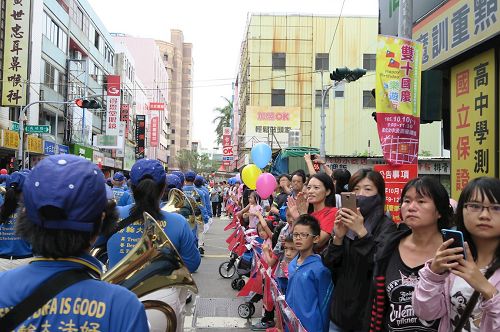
[242,164,262,190]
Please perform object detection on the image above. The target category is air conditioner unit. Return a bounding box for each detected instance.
[288,129,300,147]
[73,50,82,60]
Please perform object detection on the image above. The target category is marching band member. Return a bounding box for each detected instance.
[0,155,148,331]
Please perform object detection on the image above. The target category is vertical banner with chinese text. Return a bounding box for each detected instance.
[2,0,32,106]
[105,75,121,136]
[150,111,159,147]
[374,164,418,223]
[451,49,496,199]
[135,115,146,159]
[376,35,422,165]
[222,127,233,167]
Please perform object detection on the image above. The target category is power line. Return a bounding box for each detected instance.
[328,0,347,55]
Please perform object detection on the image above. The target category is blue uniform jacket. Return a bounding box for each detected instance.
[286,254,333,332]
[182,185,209,223]
[107,205,201,273]
[0,210,32,258]
[197,186,212,218]
[0,254,148,331]
[111,187,133,207]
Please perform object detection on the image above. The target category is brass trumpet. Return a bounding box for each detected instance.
[102,212,198,332]
[161,188,203,229]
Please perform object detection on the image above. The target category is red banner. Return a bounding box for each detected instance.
[150,112,159,147]
[149,102,165,111]
[106,75,121,136]
[374,164,418,223]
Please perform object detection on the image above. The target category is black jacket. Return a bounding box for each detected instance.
[367,224,411,332]
[322,215,397,331]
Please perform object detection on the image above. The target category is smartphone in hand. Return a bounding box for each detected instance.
[441,229,466,259]
[341,192,357,212]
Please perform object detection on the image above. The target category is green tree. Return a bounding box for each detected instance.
[176,149,219,173]
[212,97,233,145]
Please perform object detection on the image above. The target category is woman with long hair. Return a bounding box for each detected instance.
[288,172,337,252]
[106,158,200,332]
[322,168,395,332]
[368,176,453,332]
[0,171,32,271]
[413,177,500,331]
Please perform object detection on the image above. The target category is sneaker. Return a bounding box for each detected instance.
[199,247,205,256]
[251,321,275,330]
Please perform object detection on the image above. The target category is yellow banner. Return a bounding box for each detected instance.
[375,35,422,117]
[245,106,300,148]
[1,130,20,149]
[2,0,31,106]
[451,49,496,199]
[413,0,500,71]
[27,136,43,154]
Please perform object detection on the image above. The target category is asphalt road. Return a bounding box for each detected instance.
[184,215,263,331]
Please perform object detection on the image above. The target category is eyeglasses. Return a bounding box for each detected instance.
[292,232,316,239]
[464,202,500,215]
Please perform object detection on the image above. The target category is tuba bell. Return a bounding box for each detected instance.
[161,188,203,229]
[102,212,198,332]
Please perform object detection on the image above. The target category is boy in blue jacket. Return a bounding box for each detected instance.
[286,214,333,332]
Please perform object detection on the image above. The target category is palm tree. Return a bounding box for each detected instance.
[212,97,233,145]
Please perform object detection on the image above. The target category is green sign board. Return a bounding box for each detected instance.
[25,125,50,134]
[11,122,19,132]
[70,143,93,161]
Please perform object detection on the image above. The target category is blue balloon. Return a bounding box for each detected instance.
[251,143,272,169]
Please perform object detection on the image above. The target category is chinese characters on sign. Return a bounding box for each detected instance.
[135,115,146,159]
[375,35,422,165]
[1,0,31,106]
[374,164,418,223]
[222,127,233,166]
[245,106,300,148]
[105,75,121,136]
[150,111,159,147]
[451,49,496,199]
[413,0,500,70]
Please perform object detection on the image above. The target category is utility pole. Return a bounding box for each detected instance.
[398,0,413,39]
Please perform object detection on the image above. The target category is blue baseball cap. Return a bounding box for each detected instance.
[194,175,204,187]
[172,171,185,184]
[6,170,30,190]
[23,155,107,232]
[113,172,125,181]
[130,159,166,186]
[184,170,197,182]
[166,174,182,189]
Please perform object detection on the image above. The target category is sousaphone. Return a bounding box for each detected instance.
[161,188,203,229]
[101,212,198,332]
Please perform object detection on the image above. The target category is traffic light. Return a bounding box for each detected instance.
[75,99,100,109]
[330,67,367,82]
[330,67,350,81]
[345,68,367,82]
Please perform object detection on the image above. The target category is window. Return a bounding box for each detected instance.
[315,53,329,71]
[94,30,100,49]
[42,12,67,52]
[272,53,286,70]
[44,61,55,90]
[315,90,329,108]
[171,140,175,144]
[363,90,376,108]
[271,89,285,106]
[363,54,376,71]
[171,129,175,134]
[164,53,168,61]
[334,84,345,98]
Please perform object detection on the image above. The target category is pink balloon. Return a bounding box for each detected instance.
[256,173,277,199]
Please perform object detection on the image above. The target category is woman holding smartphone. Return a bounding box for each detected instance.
[367,176,452,332]
[413,177,500,332]
[322,168,395,332]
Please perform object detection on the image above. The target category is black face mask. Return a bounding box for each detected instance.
[356,194,383,216]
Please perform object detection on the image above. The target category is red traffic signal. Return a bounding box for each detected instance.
[75,99,100,109]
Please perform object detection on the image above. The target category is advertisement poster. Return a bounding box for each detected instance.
[374,164,418,223]
[451,49,496,199]
[135,115,146,159]
[375,35,422,165]
[105,75,121,136]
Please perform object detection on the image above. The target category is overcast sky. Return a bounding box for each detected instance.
[87,0,379,151]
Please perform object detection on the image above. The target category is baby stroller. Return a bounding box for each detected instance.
[218,238,257,291]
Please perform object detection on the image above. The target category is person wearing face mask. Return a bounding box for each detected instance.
[322,168,396,332]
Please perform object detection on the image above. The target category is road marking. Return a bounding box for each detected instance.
[195,316,248,328]
[202,254,229,258]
